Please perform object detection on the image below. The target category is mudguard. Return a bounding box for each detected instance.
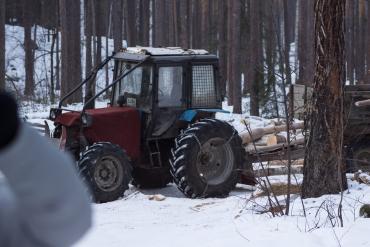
[179,109,230,122]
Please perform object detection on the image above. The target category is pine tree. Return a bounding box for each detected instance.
[60,0,82,104]
[302,0,347,198]
[24,0,35,96]
[112,0,123,51]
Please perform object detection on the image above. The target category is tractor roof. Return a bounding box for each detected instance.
[114,47,218,63]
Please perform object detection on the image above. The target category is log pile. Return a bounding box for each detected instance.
[239,121,305,154]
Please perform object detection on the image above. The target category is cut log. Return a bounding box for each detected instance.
[261,122,304,134]
[240,128,265,144]
[254,165,303,177]
[246,137,304,153]
[266,134,287,146]
[240,122,304,144]
[355,99,370,107]
[254,135,270,146]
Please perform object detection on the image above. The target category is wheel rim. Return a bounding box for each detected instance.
[354,149,370,171]
[94,155,123,192]
[196,137,234,185]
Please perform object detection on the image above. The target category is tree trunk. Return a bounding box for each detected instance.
[139,0,150,46]
[208,0,218,53]
[248,0,263,116]
[125,0,137,46]
[226,0,233,106]
[346,0,355,85]
[217,0,227,97]
[200,0,209,50]
[178,0,189,48]
[265,0,278,117]
[153,0,166,46]
[50,31,57,103]
[56,30,60,90]
[85,0,94,109]
[0,0,5,91]
[167,0,175,46]
[298,0,314,86]
[113,0,123,51]
[366,0,370,84]
[230,0,241,114]
[60,0,82,104]
[283,0,292,85]
[356,0,366,83]
[24,1,35,97]
[302,0,347,198]
[192,0,201,48]
[186,0,192,47]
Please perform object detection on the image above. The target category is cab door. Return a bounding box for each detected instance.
[151,64,186,138]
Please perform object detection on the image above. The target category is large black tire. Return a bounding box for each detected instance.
[78,142,132,203]
[170,119,245,198]
[132,167,172,189]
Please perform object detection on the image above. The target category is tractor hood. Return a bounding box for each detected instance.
[55,106,139,127]
[55,106,141,159]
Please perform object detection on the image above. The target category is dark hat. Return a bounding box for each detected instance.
[0,92,19,150]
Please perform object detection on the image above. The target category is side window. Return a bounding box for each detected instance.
[158,66,183,107]
[192,65,216,107]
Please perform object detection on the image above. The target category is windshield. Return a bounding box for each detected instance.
[114,61,153,110]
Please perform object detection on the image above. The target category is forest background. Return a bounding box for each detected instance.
[0,0,368,115]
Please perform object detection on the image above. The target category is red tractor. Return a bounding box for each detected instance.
[50,47,254,203]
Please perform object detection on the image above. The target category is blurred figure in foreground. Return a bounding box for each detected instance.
[0,92,91,247]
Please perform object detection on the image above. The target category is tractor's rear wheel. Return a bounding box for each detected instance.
[170,119,244,198]
[78,142,132,203]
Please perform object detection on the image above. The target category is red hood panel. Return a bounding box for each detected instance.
[56,107,141,160]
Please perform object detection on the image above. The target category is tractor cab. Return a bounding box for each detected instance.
[111,47,223,139]
[49,47,253,203]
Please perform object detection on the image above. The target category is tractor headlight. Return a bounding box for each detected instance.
[81,113,93,127]
[50,111,56,120]
[49,108,61,121]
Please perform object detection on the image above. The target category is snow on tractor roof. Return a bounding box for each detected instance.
[125,47,209,56]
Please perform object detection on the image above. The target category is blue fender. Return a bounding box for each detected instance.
[179,109,230,122]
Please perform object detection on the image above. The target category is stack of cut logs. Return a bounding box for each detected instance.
[239,121,304,153]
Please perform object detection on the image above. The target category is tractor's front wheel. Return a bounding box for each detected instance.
[78,142,132,203]
[170,119,244,198]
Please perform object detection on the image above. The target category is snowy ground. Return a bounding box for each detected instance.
[74,177,370,247]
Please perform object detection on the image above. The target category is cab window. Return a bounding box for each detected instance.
[158,66,183,107]
[114,61,153,110]
[192,65,216,107]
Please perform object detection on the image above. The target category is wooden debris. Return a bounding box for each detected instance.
[253,165,303,177]
[148,194,166,201]
[266,134,287,146]
[254,183,301,198]
[352,172,370,185]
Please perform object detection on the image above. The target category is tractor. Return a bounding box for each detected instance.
[49,47,254,203]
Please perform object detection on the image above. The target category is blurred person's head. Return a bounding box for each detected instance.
[0,92,19,150]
